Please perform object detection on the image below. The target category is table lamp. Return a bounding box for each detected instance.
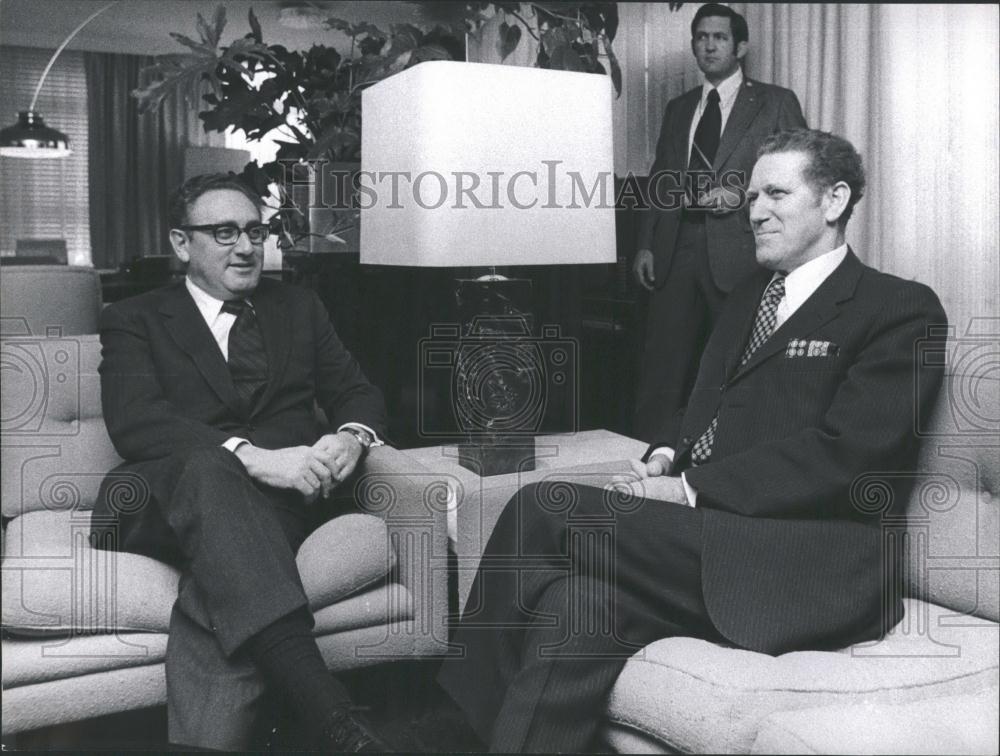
[361,61,615,475]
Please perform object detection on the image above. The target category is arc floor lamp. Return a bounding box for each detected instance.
[0,1,118,159]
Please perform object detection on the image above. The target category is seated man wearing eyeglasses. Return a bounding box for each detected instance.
[90,173,388,751]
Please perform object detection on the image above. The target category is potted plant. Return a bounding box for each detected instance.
[134,6,462,250]
[133,3,625,251]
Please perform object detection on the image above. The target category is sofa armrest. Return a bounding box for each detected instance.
[750,687,1000,755]
[351,445,450,650]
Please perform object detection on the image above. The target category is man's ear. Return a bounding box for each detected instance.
[735,40,749,61]
[169,229,191,264]
[823,181,852,224]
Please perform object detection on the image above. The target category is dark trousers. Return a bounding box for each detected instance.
[438,481,723,753]
[633,221,727,442]
[91,447,322,749]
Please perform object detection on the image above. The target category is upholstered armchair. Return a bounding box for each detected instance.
[1,334,451,736]
[602,364,999,753]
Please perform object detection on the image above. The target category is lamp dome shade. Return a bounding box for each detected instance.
[0,111,71,158]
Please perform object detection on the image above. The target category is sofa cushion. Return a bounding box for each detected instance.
[1,335,121,518]
[2,632,168,688]
[3,510,398,636]
[0,266,102,337]
[605,599,999,754]
[312,583,413,635]
[296,513,398,608]
[2,510,181,635]
[1,664,166,736]
[750,687,1000,754]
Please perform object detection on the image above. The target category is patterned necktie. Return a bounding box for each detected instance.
[690,276,786,466]
[221,299,268,414]
[687,88,721,207]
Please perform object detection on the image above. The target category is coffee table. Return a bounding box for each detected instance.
[402,429,647,614]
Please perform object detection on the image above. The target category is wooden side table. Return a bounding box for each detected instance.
[402,429,647,615]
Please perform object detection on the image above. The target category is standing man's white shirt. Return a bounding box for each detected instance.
[655,243,850,505]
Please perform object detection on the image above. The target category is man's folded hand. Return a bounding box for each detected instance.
[608,459,690,506]
[234,444,335,502]
[312,431,364,484]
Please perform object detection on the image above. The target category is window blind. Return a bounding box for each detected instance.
[0,46,91,265]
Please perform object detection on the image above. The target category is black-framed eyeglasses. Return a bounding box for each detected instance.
[178,223,270,246]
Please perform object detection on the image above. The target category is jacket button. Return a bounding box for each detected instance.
[681,436,692,445]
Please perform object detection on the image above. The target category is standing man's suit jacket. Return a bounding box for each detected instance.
[648,251,947,654]
[638,78,807,292]
[92,278,386,562]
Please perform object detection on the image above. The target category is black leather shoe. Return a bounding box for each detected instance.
[320,706,389,752]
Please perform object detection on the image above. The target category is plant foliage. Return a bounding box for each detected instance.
[132,3,628,247]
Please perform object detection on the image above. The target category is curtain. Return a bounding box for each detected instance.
[622,3,998,338]
[616,3,704,176]
[85,52,223,269]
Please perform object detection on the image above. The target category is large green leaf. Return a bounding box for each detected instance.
[307,125,361,161]
[410,44,454,65]
[386,24,424,56]
[133,6,270,114]
[497,20,522,61]
[247,7,262,44]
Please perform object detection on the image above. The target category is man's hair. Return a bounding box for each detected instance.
[168,173,262,229]
[757,128,866,225]
[691,3,749,45]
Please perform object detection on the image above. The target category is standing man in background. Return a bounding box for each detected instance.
[632,3,807,440]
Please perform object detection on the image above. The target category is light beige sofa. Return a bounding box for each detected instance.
[1,333,451,736]
[603,356,999,753]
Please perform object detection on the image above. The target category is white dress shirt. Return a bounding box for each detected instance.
[687,68,744,164]
[654,244,850,505]
[185,277,381,451]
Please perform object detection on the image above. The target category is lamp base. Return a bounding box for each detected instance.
[458,435,536,477]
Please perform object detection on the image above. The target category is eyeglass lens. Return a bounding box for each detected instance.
[215,225,269,244]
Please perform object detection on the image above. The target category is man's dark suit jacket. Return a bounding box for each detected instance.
[91,277,386,564]
[638,78,807,292]
[649,251,947,654]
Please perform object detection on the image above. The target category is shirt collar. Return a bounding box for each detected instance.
[780,244,849,313]
[185,276,228,324]
[701,67,743,110]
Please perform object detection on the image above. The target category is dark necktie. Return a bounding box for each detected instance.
[687,88,721,208]
[221,299,268,414]
[690,276,786,466]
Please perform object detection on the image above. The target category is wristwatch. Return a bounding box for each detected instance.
[341,426,375,449]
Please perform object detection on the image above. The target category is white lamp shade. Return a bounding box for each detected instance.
[360,61,616,267]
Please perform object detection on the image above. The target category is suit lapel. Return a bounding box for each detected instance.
[250,281,293,416]
[675,88,702,165]
[724,272,772,379]
[731,251,865,381]
[714,79,764,171]
[159,284,240,412]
